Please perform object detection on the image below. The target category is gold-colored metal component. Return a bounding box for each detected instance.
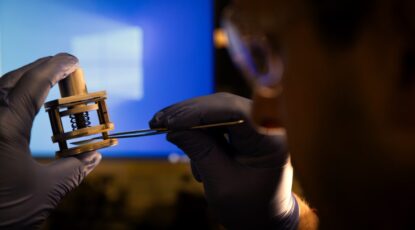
[44,68,117,158]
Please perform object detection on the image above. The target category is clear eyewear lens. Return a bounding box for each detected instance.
[222,10,285,133]
[222,14,282,89]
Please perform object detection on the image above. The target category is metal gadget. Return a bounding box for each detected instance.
[44,68,118,158]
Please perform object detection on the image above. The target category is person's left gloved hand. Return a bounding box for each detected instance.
[0,53,102,229]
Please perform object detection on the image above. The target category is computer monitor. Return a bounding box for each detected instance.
[0,0,213,158]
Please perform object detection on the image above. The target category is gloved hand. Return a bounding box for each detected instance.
[0,53,102,229]
[150,93,299,230]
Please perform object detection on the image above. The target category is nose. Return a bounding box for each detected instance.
[251,85,286,135]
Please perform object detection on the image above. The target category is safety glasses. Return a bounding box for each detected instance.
[221,8,284,96]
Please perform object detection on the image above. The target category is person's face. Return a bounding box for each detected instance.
[234,0,415,228]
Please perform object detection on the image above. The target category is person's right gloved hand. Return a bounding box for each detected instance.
[0,53,102,229]
[150,93,299,230]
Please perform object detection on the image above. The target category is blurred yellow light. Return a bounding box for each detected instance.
[214,28,229,48]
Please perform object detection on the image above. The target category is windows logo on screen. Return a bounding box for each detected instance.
[72,27,144,104]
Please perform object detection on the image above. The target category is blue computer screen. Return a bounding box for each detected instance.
[0,0,213,158]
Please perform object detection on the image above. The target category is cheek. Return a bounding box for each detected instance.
[279,24,346,211]
[281,22,333,163]
[280,21,379,210]
[282,36,337,214]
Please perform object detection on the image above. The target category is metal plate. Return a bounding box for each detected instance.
[59,104,99,117]
[44,91,107,109]
[55,138,118,158]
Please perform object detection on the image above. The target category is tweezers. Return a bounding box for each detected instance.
[71,120,245,145]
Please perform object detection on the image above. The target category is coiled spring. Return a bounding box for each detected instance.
[70,112,91,130]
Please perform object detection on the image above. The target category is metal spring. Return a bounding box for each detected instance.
[69,112,91,130]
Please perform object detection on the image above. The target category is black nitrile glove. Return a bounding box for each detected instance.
[0,53,102,229]
[150,93,299,230]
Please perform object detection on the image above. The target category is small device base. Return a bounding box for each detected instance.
[56,138,118,158]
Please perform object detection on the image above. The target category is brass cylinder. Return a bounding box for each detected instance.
[59,68,90,130]
[59,68,88,97]
[45,67,117,157]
